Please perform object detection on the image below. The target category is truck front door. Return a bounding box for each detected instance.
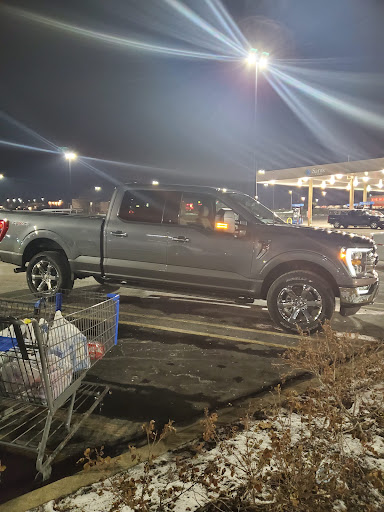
[164,191,255,294]
[103,189,168,283]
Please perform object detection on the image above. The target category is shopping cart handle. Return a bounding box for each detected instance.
[0,316,29,360]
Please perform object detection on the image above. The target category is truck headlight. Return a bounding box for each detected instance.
[340,247,373,277]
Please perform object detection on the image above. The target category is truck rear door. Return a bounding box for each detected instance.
[103,189,168,282]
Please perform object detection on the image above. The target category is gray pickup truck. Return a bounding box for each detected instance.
[0,185,379,332]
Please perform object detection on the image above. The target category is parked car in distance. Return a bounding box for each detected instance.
[0,185,379,333]
[328,209,384,229]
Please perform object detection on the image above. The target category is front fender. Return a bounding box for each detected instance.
[256,250,349,283]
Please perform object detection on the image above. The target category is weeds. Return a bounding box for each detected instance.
[77,446,112,471]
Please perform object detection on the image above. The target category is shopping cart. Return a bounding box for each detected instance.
[0,290,119,480]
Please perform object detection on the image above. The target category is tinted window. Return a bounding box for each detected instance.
[179,193,216,230]
[119,190,165,223]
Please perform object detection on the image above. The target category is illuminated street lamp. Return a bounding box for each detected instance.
[94,186,102,192]
[63,151,78,206]
[246,48,270,198]
[0,174,4,180]
[152,180,159,186]
[288,190,292,210]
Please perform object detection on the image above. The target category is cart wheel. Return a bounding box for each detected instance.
[27,251,74,294]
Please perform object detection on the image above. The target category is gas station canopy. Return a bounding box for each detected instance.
[257,157,384,225]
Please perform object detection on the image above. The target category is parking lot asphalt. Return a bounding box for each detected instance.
[0,226,383,503]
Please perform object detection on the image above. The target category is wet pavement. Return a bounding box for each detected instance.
[0,256,383,504]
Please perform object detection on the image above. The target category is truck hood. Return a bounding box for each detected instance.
[257,223,375,250]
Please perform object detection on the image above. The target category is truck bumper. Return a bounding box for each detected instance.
[339,279,379,307]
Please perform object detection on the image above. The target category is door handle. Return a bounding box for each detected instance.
[171,236,190,242]
[111,231,127,237]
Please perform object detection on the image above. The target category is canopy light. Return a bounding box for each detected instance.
[335,174,343,179]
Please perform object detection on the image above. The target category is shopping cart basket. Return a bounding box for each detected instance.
[0,290,119,480]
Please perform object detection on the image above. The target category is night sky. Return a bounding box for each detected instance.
[1,0,384,208]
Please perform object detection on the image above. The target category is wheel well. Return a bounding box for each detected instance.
[260,261,339,299]
[23,239,66,266]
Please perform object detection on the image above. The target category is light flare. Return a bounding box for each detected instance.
[5,5,239,61]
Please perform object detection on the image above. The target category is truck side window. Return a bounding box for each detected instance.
[118,190,166,224]
[179,194,215,230]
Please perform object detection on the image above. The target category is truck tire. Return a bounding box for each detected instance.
[267,270,335,334]
[334,221,341,229]
[370,221,379,229]
[27,251,74,294]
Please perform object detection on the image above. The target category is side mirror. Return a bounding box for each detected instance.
[215,209,236,234]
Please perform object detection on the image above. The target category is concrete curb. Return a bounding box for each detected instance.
[0,375,316,512]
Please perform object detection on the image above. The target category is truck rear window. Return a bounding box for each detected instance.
[118,190,166,224]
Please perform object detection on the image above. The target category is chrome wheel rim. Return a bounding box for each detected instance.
[31,259,60,293]
[277,283,323,326]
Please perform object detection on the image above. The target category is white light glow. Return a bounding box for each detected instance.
[353,177,359,187]
[335,174,343,179]
[259,55,269,69]
[152,180,159,185]
[362,176,369,182]
[321,181,326,189]
[64,151,77,161]
[246,52,257,66]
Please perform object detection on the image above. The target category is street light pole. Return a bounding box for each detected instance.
[246,49,269,199]
[64,151,77,208]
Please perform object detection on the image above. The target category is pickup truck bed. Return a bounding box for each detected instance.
[0,211,104,276]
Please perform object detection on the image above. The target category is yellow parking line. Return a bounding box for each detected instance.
[118,319,298,350]
[118,311,302,339]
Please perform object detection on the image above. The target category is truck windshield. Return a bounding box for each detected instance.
[229,193,285,225]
